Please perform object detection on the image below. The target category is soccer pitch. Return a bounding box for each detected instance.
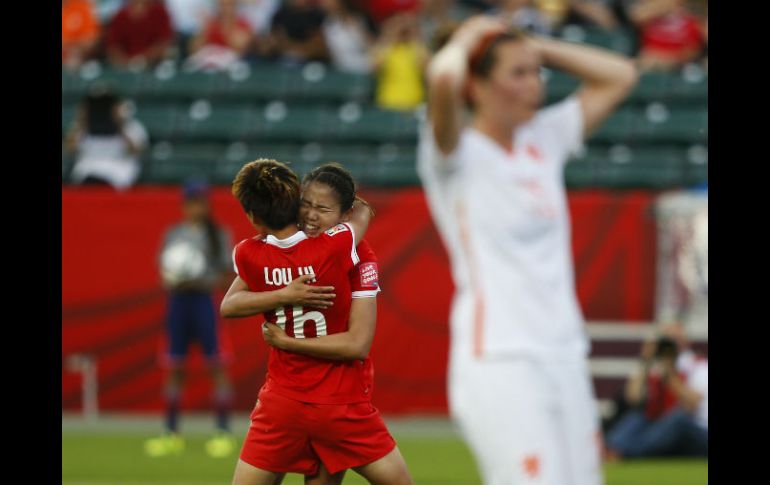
[62,415,707,485]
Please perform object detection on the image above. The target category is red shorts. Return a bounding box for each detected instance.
[239,388,396,475]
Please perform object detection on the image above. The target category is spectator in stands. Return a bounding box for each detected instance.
[700,13,706,70]
[63,0,102,70]
[691,0,707,70]
[165,0,215,60]
[238,0,280,37]
[268,0,328,66]
[627,0,706,71]
[95,0,124,24]
[106,0,174,69]
[490,0,552,35]
[320,0,376,74]
[65,83,149,190]
[604,323,708,459]
[419,0,474,48]
[366,0,421,26]
[520,0,620,33]
[372,12,429,111]
[237,0,281,59]
[186,0,255,71]
[563,0,620,30]
[529,0,570,32]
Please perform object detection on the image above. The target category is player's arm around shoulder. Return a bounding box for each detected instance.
[220,275,336,318]
[264,296,377,361]
[319,198,373,269]
[347,198,374,246]
[265,246,380,360]
[220,238,336,318]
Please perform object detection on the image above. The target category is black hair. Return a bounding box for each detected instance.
[655,337,679,359]
[302,162,357,213]
[83,82,121,136]
[232,159,301,230]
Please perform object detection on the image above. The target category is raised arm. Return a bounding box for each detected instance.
[220,274,335,318]
[624,338,655,405]
[426,16,506,156]
[347,198,374,246]
[528,36,638,137]
[263,297,377,361]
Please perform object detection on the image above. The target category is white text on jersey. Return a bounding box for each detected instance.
[264,266,316,286]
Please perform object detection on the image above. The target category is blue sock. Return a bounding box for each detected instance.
[214,386,233,432]
[165,387,181,434]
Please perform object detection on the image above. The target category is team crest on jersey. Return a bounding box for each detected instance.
[325,224,349,236]
[359,262,379,288]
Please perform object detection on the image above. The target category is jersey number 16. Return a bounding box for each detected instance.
[274,306,328,338]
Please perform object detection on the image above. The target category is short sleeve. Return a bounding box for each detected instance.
[232,240,248,277]
[535,95,584,162]
[350,241,380,298]
[322,223,360,270]
[416,120,463,182]
[124,119,149,151]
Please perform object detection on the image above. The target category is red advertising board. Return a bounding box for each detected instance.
[62,187,656,414]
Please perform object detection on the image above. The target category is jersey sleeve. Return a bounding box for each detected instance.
[350,240,381,298]
[417,119,463,182]
[124,119,149,151]
[535,95,584,163]
[321,223,360,272]
[232,239,250,278]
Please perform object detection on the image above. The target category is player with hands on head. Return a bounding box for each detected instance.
[419,13,638,485]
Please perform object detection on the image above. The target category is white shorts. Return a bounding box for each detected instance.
[449,353,603,485]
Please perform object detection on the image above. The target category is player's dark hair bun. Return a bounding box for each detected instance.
[303,163,357,212]
[232,159,300,230]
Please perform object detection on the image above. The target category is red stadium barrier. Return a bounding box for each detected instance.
[62,187,657,414]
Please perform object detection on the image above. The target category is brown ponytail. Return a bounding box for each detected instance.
[232,159,301,230]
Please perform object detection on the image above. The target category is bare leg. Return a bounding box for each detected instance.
[352,447,413,485]
[232,458,286,485]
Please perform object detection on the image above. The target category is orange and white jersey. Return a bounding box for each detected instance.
[417,96,590,360]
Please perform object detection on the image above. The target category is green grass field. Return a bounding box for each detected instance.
[62,416,707,485]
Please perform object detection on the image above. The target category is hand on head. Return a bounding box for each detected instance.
[451,15,507,52]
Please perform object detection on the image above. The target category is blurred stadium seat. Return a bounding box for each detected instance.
[62,55,707,189]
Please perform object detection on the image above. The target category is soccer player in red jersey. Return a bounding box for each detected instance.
[226,160,411,485]
[223,163,412,485]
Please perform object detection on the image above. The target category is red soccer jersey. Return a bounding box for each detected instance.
[234,223,371,404]
[347,239,380,397]
[350,239,380,298]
